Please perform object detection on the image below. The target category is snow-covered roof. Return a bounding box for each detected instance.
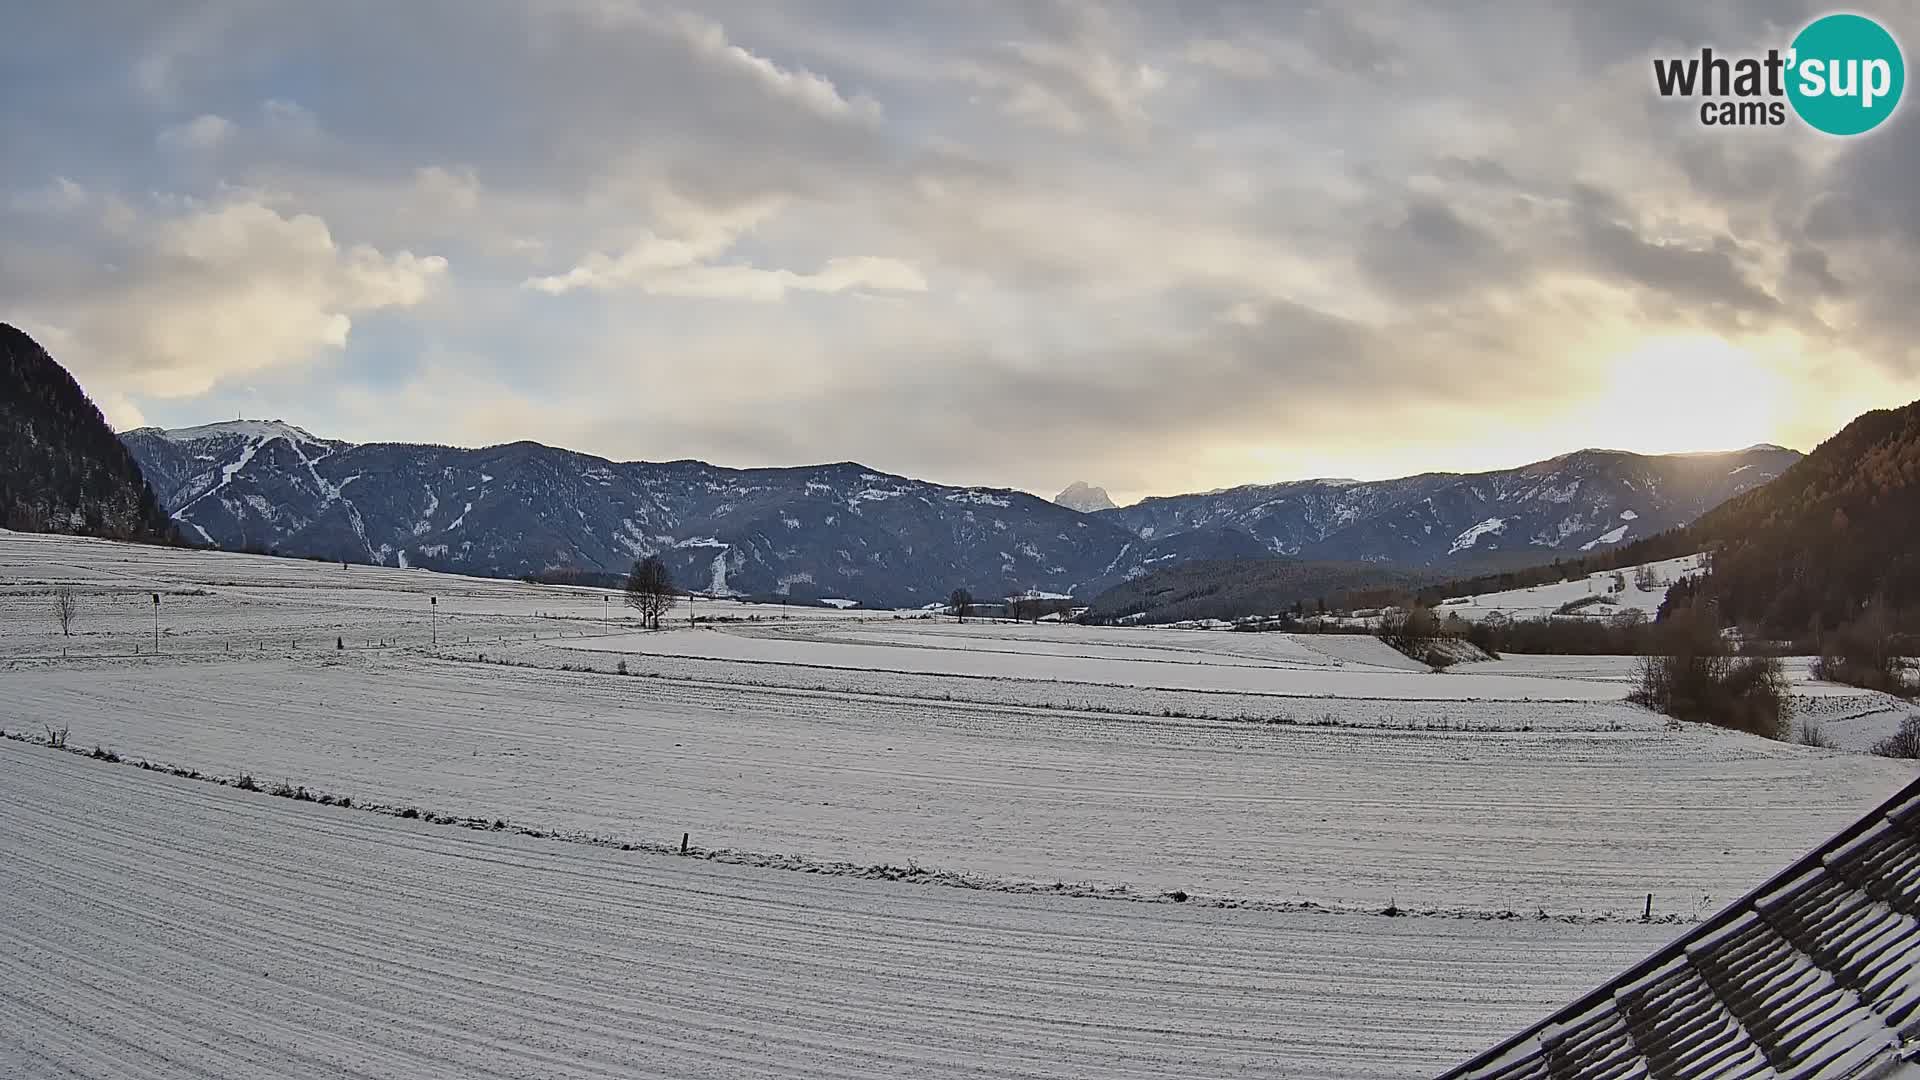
[1440,775,1920,1079]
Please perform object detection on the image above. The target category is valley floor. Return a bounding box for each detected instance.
[0,741,1674,1080]
[2,530,1915,1076]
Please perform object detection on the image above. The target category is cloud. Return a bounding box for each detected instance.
[668,12,882,124]
[4,187,445,398]
[413,166,481,213]
[1182,39,1274,80]
[157,113,232,151]
[3,0,1918,500]
[522,193,924,300]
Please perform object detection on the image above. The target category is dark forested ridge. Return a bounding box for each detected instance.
[0,323,174,541]
[1677,398,1920,638]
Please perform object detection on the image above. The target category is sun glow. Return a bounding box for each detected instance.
[1591,334,1790,454]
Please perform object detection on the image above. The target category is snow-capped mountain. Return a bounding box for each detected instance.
[1097,446,1801,565]
[1054,481,1117,513]
[119,423,1800,604]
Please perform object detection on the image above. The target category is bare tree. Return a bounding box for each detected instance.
[625,556,678,630]
[53,589,77,637]
[1634,564,1659,591]
[948,588,973,622]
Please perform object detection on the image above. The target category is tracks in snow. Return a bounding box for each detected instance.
[3,655,1908,915]
[0,740,1676,1079]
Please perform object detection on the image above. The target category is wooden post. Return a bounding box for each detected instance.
[681,832,689,855]
[1644,893,1653,921]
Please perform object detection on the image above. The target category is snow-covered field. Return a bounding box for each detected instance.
[0,529,884,659]
[564,623,1629,700]
[3,533,1916,1077]
[1439,553,1706,622]
[0,741,1678,1079]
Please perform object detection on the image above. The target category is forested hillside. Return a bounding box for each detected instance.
[0,324,173,541]
[1675,399,1920,639]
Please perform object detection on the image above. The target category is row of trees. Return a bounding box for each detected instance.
[945,588,1074,623]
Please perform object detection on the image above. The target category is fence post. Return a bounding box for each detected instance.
[1644,893,1653,921]
[681,832,689,855]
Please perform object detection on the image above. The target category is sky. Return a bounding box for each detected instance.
[5,1,1920,505]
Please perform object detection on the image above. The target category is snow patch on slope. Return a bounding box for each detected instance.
[1580,524,1630,551]
[1448,517,1507,555]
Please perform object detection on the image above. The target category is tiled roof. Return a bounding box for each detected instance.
[1440,776,1920,1079]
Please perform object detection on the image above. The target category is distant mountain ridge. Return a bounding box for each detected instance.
[1096,444,1800,565]
[119,419,1798,606]
[0,324,173,541]
[121,423,1132,606]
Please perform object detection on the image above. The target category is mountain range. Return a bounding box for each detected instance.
[118,417,1798,607]
[1101,444,1801,565]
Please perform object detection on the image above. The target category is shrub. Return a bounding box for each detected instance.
[1796,720,1838,749]
[1871,716,1920,759]
[1812,610,1916,697]
[616,660,629,676]
[1555,595,1617,616]
[44,725,69,749]
[234,774,260,792]
[1629,608,1789,740]
[1378,606,1441,661]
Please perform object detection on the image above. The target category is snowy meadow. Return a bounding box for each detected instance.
[2,530,1913,1078]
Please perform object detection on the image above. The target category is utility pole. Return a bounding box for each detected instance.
[151,592,160,653]
[430,595,437,650]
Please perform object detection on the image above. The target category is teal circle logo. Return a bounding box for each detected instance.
[1788,13,1905,135]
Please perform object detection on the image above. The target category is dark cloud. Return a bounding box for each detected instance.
[1359,200,1511,300]
[1573,214,1779,317]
